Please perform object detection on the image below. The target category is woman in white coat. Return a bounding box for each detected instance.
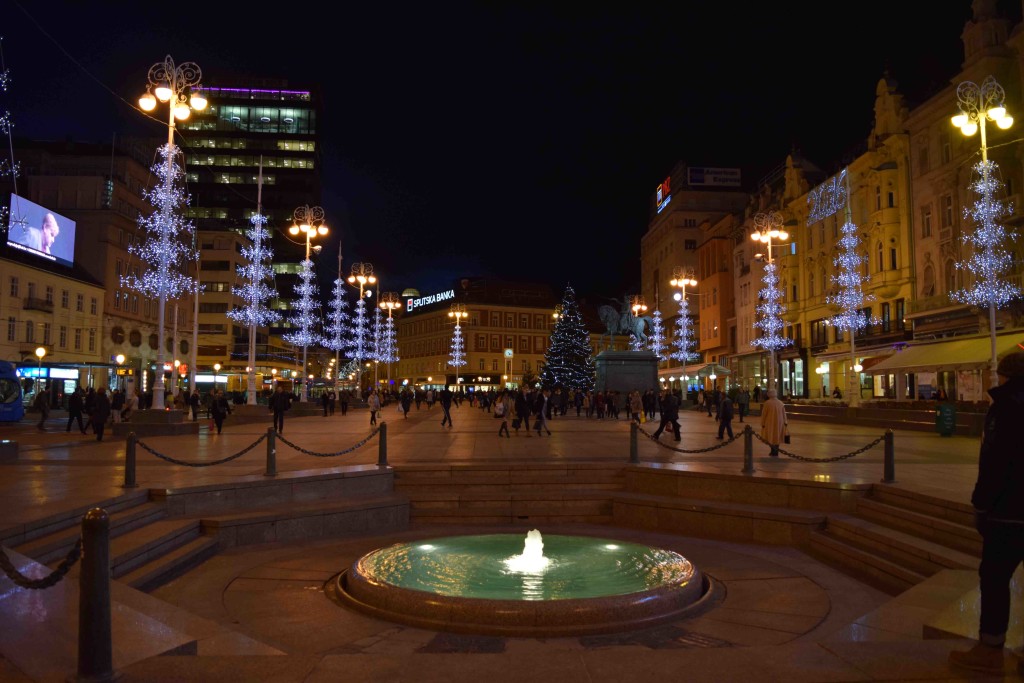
[759,388,787,457]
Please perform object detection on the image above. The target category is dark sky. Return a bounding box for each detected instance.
[3,1,1017,300]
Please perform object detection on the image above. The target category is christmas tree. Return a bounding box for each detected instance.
[647,309,667,360]
[227,211,279,329]
[541,284,595,391]
[670,293,697,364]
[349,296,372,366]
[323,275,350,357]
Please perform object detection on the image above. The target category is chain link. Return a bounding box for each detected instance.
[136,432,267,467]
[751,430,888,462]
[276,427,379,458]
[636,426,742,453]
[0,539,81,590]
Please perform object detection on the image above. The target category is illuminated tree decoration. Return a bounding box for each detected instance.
[670,294,697,363]
[323,276,350,354]
[378,313,399,364]
[628,333,643,351]
[449,323,467,369]
[122,144,198,301]
[952,160,1021,309]
[0,54,20,228]
[541,284,596,392]
[227,211,279,328]
[371,305,383,362]
[752,261,791,352]
[281,258,321,348]
[647,309,668,360]
[827,219,874,334]
[349,297,372,365]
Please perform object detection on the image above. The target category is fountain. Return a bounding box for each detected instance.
[331,530,709,636]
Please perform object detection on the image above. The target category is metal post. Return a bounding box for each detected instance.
[377,421,388,467]
[882,430,896,483]
[629,421,639,463]
[742,424,755,474]
[76,508,116,682]
[123,432,137,488]
[265,426,277,477]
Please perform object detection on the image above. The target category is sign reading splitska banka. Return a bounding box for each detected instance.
[406,289,455,312]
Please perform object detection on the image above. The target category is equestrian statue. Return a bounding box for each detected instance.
[597,295,654,350]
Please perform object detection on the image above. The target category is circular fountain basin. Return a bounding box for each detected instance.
[333,533,708,636]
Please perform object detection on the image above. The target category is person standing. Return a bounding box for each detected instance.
[321,390,330,417]
[716,393,735,440]
[651,389,681,441]
[400,389,412,419]
[33,387,50,431]
[66,388,86,434]
[91,387,111,442]
[367,389,381,426]
[737,387,750,423]
[189,389,200,422]
[339,389,349,416]
[110,388,125,424]
[759,389,787,457]
[628,390,643,424]
[514,389,531,435]
[533,389,552,436]
[211,389,232,435]
[495,389,512,438]
[122,390,138,423]
[328,389,336,416]
[439,385,454,428]
[269,385,290,434]
[948,351,1024,676]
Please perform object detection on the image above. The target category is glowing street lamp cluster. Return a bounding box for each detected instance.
[750,211,792,394]
[448,303,468,388]
[669,268,698,365]
[283,205,328,402]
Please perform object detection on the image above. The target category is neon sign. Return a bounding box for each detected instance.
[656,177,671,214]
[406,289,455,312]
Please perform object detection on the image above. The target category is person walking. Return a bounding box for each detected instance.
[367,389,381,427]
[716,393,735,440]
[651,389,681,441]
[122,390,138,423]
[948,351,1024,676]
[439,385,454,428]
[110,388,125,424]
[66,388,87,434]
[321,390,330,417]
[534,389,552,436]
[188,389,200,422]
[514,389,531,435]
[759,388,787,457]
[328,389,336,416]
[269,385,290,434]
[400,389,413,419]
[33,387,50,431]
[495,389,512,438]
[737,387,750,423]
[211,389,232,435]
[628,390,643,424]
[339,390,349,416]
[91,387,111,442]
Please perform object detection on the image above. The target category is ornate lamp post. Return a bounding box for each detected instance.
[950,75,1018,395]
[286,205,328,402]
[116,354,125,392]
[669,266,698,374]
[750,210,791,396]
[347,262,376,392]
[35,346,45,395]
[448,303,468,390]
[136,56,206,410]
[378,291,402,387]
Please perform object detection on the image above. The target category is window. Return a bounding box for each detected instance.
[45,286,54,304]
[25,321,34,342]
[74,328,82,350]
[491,359,498,372]
[61,290,69,308]
[875,186,881,210]
[684,239,697,250]
[490,312,499,327]
[895,298,906,331]
[8,277,17,297]
[922,263,936,297]
[887,191,895,208]
[921,205,932,238]
[877,242,884,272]
[90,297,97,314]
[810,319,828,346]
[88,329,96,352]
[940,131,952,164]
[42,323,51,345]
[59,325,67,348]
[113,291,121,310]
[890,247,897,270]
[881,302,891,333]
[478,359,485,371]
[131,295,139,314]
[27,282,35,299]
[76,294,84,312]
[940,193,953,241]
[6,317,14,342]
[519,314,528,328]
[115,259,122,277]
[791,283,798,302]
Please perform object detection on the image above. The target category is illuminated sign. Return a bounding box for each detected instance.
[406,288,455,312]
[6,193,78,267]
[686,167,741,188]
[655,177,671,214]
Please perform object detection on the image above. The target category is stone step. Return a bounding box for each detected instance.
[0,489,150,547]
[825,513,979,577]
[13,501,167,565]
[868,486,975,528]
[119,535,221,592]
[806,530,926,596]
[856,497,981,557]
[200,494,409,547]
[107,519,203,579]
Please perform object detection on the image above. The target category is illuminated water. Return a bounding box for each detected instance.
[354,532,696,601]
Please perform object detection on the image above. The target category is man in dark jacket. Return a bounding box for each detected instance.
[716,394,735,439]
[91,387,111,442]
[651,389,681,441]
[439,386,454,428]
[66,388,86,434]
[949,351,1024,676]
[269,385,290,434]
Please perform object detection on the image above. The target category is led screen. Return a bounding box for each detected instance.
[6,193,77,267]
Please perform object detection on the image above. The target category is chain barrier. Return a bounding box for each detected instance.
[276,427,380,458]
[136,432,267,467]
[751,430,888,462]
[0,538,81,590]
[636,426,742,453]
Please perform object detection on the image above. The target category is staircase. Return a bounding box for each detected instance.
[806,486,981,595]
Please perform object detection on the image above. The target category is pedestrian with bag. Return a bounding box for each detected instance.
[651,389,681,441]
[759,388,787,456]
[628,390,643,424]
[949,351,1024,676]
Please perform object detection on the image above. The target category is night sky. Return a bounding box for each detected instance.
[2,1,1016,300]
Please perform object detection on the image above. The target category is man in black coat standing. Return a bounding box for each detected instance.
[949,351,1024,676]
[91,388,111,442]
[439,385,454,428]
[66,388,86,434]
[269,385,290,434]
[716,394,735,440]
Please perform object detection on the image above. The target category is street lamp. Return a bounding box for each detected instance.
[287,205,328,403]
[138,55,205,411]
[116,353,126,391]
[213,362,221,386]
[750,210,791,396]
[35,346,45,395]
[951,75,1016,395]
[669,267,698,371]
[347,262,376,392]
[448,303,468,390]
[379,291,402,387]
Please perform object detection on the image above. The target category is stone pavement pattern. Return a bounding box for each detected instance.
[0,401,1012,682]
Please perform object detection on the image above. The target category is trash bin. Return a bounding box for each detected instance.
[935,402,956,437]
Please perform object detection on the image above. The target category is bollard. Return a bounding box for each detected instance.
[123,432,137,488]
[742,425,755,474]
[881,430,896,483]
[76,508,117,682]
[629,421,639,463]
[378,422,388,467]
[265,427,277,477]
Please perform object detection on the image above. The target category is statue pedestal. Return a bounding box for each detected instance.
[595,351,658,394]
[113,409,199,438]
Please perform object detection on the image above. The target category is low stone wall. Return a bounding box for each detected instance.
[783,403,985,437]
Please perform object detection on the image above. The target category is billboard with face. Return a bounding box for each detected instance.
[6,194,77,267]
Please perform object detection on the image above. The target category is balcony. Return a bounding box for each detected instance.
[23,297,54,313]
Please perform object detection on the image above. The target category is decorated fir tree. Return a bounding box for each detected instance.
[647,309,667,360]
[540,284,595,392]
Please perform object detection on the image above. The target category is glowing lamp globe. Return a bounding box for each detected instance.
[173,104,191,120]
[189,92,208,110]
[138,93,157,111]
[317,225,329,235]
[997,115,1014,129]
[154,86,173,102]
[951,113,968,128]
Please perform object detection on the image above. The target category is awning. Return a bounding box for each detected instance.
[682,362,731,377]
[865,334,1024,374]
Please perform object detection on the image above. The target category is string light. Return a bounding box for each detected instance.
[826,219,875,333]
[449,323,467,369]
[323,276,350,354]
[540,284,596,392]
[227,211,279,328]
[647,309,668,360]
[753,261,791,352]
[670,290,697,364]
[349,297,371,365]
[281,258,321,348]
